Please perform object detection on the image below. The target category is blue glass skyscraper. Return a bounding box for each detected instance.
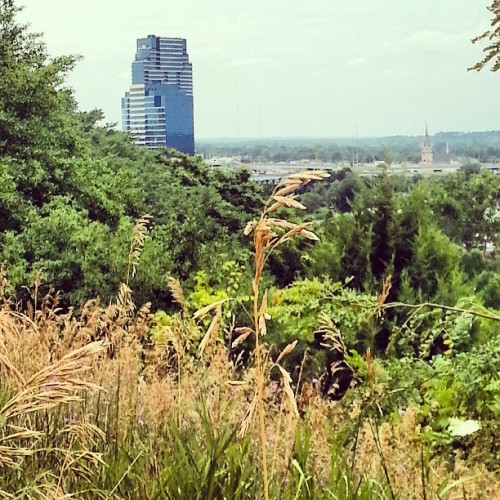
[121,35,194,155]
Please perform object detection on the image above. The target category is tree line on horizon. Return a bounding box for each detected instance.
[196,131,500,164]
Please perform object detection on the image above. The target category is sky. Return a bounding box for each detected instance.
[19,0,500,139]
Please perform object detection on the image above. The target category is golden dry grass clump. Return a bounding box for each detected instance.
[0,283,498,497]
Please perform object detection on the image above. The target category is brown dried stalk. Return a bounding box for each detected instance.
[198,305,222,356]
[376,275,392,318]
[365,348,375,390]
[243,170,329,500]
[314,313,348,358]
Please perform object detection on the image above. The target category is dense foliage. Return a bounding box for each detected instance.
[0,1,499,497]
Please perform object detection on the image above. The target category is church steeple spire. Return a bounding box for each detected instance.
[420,124,433,165]
[423,124,431,146]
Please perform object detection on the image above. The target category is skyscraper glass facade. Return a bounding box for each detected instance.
[121,35,194,155]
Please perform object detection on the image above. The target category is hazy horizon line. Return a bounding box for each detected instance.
[195,130,500,142]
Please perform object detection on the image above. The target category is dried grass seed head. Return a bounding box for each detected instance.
[168,277,188,313]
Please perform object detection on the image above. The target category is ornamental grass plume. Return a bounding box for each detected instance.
[126,214,153,285]
[168,276,188,315]
[0,339,105,477]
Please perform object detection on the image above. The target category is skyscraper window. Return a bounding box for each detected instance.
[121,35,194,155]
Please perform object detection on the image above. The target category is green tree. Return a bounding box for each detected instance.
[370,168,394,281]
[428,171,499,250]
[409,223,466,302]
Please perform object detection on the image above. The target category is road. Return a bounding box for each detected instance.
[237,162,499,182]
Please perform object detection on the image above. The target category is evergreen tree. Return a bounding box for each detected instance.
[370,167,394,281]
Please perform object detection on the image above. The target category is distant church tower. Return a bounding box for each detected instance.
[420,125,433,165]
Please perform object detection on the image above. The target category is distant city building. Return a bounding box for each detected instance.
[420,125,433,165]
[121,35,194,155]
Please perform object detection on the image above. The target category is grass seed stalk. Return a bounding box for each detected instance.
[244,170,330,500]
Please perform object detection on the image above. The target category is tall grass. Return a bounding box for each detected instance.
[0,193,497,498]
[242,170,330,499]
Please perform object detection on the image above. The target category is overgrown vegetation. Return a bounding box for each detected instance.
[1,274,498,498]
[0,1,499,498]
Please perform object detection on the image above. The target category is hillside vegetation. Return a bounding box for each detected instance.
[0,2,499,498]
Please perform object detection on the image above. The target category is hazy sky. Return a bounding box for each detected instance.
[19,0,499,139]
